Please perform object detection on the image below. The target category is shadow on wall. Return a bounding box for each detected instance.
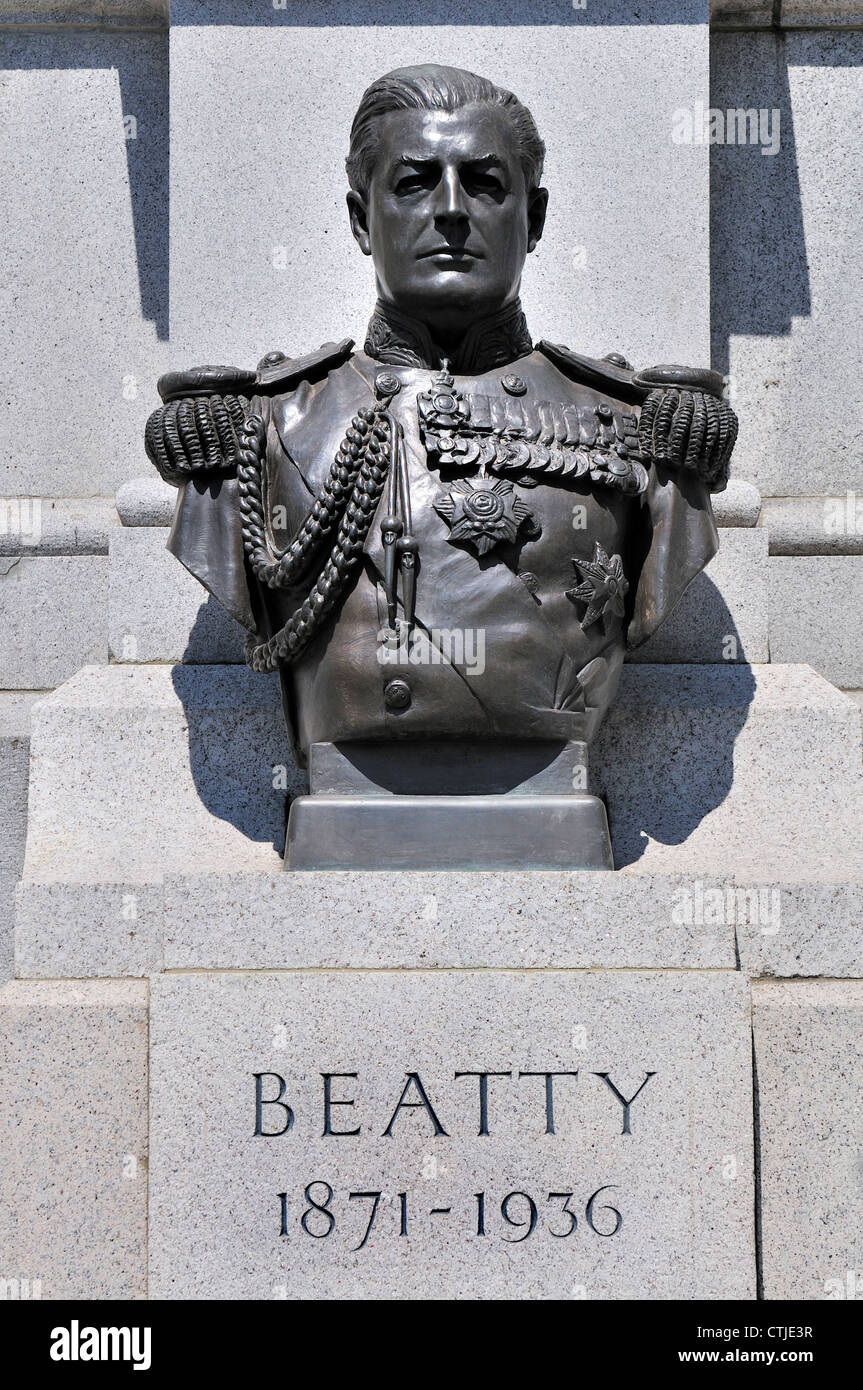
[168,660,302,857]
[710,30,861,374]
[596,579,757,868]
[711,31,806,374]
[182,594,246,665]
[0,29,168,339]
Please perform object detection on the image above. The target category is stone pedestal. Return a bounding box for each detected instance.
[287,739,613,870]
[149,970,754,1300]
[5,655,863,1298]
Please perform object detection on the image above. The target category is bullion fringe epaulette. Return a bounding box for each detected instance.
[144,341,355,486]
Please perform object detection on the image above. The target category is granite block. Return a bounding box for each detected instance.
[735,879,863,979]
[149,969,754,1300]
[109,527,245,663]
[22,664,293,884]
[769,557,863,687]
[0,979,148,1301]
[594,664,863,876]
[15,881,164,979]
[161,870,736,972]
[21,664,863,904]
[0,555,108,688]
[753,981,863,1301]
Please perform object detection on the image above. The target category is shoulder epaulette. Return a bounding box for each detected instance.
[538,340,725,403]
[157,339,355,405]
[157,363,257,404]
[254,339,355,394]
[537,341,644,404]
[630,363,726,399]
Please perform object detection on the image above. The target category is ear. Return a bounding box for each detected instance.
[347,190,372,256]
[526,186,549,253]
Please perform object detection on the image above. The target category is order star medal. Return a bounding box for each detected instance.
[566,541,629,629]
[433,475,538,557]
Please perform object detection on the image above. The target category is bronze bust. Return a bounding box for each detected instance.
[145,65,737,871]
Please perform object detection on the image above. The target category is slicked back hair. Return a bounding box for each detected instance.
[346,64,546,198]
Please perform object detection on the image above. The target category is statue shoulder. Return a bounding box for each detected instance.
[537,340,735,492]
[147,340,355,485]
[253,338,355,396]
[536,340,726,404]
[156,338,355,404]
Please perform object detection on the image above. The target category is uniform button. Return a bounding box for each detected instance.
[501,373,527,396]
[384,678,411,711]
[375,371,401,398]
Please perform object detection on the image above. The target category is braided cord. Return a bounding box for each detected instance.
[237,408,393,672]
[237,408,380,590]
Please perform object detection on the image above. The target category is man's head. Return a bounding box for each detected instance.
[346,65,548,342]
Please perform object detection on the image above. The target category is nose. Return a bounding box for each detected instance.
[433,166,469,236]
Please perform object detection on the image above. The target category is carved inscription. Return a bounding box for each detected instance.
[252,1067,657,1250]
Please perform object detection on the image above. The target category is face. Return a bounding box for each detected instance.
[348,104,548,339]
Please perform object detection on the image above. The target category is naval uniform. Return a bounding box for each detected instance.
[145,300,736,765]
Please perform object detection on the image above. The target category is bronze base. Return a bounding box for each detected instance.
[284,792,613,871]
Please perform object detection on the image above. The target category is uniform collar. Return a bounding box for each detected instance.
[364,298,533,375]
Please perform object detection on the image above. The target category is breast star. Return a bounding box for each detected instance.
[566,541,629,629]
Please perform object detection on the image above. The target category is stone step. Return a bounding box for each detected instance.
[16,867,863,982]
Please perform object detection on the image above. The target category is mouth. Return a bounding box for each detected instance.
[417,247,482,262]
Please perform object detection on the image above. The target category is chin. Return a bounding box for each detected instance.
[407,275,507,325]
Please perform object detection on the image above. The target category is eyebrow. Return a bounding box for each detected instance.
[393,153,507,171]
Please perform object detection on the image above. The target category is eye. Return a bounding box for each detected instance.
[394,169,435,195]
[462,168,506,199]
